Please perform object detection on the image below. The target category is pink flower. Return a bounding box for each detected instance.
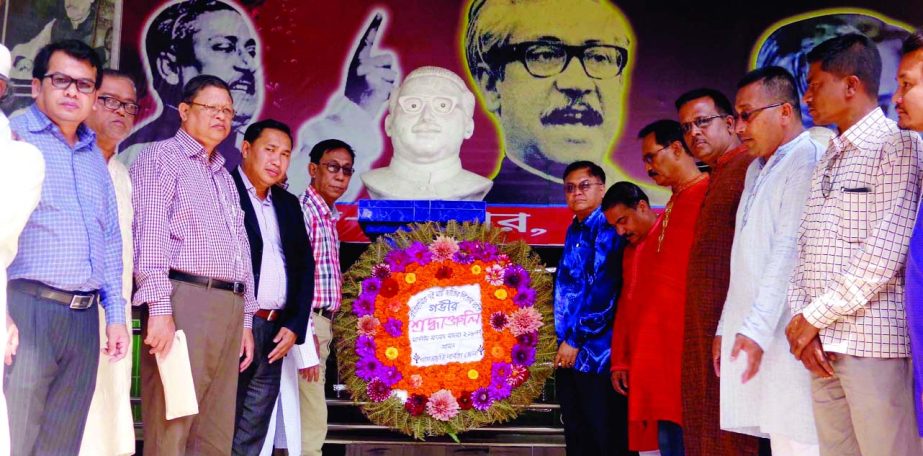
[426,389,460,421]
[429,235,459,261]
[410,374,423,388]
[508,307,542,337]
[484,264,505,286]
[371,264,392,279]
[357,315,380,336]
[489,312,509,331]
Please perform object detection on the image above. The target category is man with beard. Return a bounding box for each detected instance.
[674,87,760,456]
[121,0,396,202]
[81,68,141,456]
[463,0,668,204]
[610,120,707,455]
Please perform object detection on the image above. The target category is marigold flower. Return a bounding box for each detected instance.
[385,346,399,360]
[404,273,417,284]
[467,369,479,380]
[494,288,508,300]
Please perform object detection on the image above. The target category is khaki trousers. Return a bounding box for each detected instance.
[811,355,923,456]
[299,312,332,456]
[141,280,244,456]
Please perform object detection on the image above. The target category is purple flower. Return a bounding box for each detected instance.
[382,365,403,386]
[383,318,403,337]
[367,378,391,402]
[503,265,531,289]
[361,277,382,295]
[511,343,536,366]
[491,362,512,386]
[371,264,392,279]
[356,356,383,380]
[356,335,376,356]
[353,293,375,317]
[385,250,412,272]
[405,242,433,265]
[489,312,509,331]
[471,387,494,411]
[476,243,500,261]
[516,331,538,347]
[452,249,474,264]
[488,381,512,401]
[512,287,536,308]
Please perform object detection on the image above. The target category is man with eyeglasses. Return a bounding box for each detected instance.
[80,68,142,456]
[361,66,492,200]
[717,66,822,456]
[298,138,355,456]
[673,87,760,456]
[554,160,629,455]
[463,0,666,204]
[784,34,923,456]
[610,120,706,456]
[5,39,129,455]
[131,74,258,454]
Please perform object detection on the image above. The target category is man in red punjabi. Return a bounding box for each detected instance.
[609,120,707,455]
[675,88,760,456]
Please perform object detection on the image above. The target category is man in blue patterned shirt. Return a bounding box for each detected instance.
[554,160,629,455]
[5,40,128,455]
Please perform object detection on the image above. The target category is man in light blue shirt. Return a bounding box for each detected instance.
[5,40,127,455]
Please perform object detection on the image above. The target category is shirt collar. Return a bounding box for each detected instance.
[833,107,885,152]
[238,166,272,204]
[175,128,226,171]
[757,130,810,173]
[387,153,464,184]
[571,206,603,229]
[304,184,340,221]
[716,143,748,168]
[24,103,96,150]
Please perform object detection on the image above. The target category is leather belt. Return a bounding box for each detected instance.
[314,307,336,320]
[169,270,245,295]
[9,280,99,310]
[255,309,281,322]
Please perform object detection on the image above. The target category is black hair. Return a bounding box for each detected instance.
[737,66,802,120]
[309,139,355,164]
[181,74,231,104]
[806,33,881,97]
[32,39,103,89]
[102,68,146,99]
[902,30,923,56]
[243,119,293,145]
[638,119,687,151]
[563,160,606,184]
[601,181,649,211]
[675,88,734,116]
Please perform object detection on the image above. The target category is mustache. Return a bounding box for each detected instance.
[647,170,658,178]
[540,101,603,127]
[229,71,256,95]
[412,121,442,134]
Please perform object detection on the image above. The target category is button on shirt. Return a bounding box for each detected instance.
[239,169,287,310]
[787,108,922,358]
[130,129,257,327]
[301,185,342,312]
[8,104,125,325]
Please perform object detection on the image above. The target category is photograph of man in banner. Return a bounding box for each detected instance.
[119,0,397,202]
[464,0,654,205]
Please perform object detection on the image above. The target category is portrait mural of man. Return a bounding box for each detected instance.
[463,0,667,205]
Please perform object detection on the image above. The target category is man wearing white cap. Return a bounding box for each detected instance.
[0,42,45,456]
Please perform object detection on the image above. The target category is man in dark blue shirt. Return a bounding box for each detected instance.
[554,160,629,455]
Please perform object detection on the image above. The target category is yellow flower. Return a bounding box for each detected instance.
[385,347,399,360]
[494,288,508,300]
[404,273,417,284]
[471,265,482,275]
[467,369,479,380]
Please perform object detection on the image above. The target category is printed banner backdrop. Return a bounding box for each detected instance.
[5,1,920,244]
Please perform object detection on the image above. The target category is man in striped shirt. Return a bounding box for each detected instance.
[298,138,354,455]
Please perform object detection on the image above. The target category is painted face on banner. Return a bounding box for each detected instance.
[180,9,263,131]
[387,75,474,165]
[479,0,632,169]
[65,0,95,24]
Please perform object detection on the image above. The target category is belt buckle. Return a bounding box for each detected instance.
[232,282,245,295]
[268,309,279,321]
[69,294,93,310]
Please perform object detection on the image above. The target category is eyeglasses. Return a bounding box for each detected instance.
[491,41,628,80]
[680,114,725,134]
[564,180,603,194]
[736,102,784,122]
[642,145,671,164]
[43,72,96,94]
[187,101,235,118]
[97,95,140,116]
[320,161,355,176]
[398,96,457,114]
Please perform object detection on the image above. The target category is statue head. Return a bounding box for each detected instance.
[384,66,476,164]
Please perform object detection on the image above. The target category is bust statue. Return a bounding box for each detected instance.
[361,66,493,200]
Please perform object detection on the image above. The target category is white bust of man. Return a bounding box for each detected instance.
[361,66,493,200]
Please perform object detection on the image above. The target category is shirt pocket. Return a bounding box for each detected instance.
[836,188,872,243]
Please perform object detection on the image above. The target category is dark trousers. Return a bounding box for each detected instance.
[4,288,100,456]
[556,368,632,456]
[658,420,685,456]
[232,316,283,455]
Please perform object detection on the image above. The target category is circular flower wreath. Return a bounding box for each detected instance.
[334,222,555,439]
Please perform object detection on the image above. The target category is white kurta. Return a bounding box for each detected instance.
[79,158,135,455]
[259,331,319,455]
[0,114,45,456]
[717,131,822,444]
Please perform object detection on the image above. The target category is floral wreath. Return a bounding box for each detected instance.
[334,222,555,440]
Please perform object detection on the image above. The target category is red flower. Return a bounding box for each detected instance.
[435,265,454,279]
[405,394,427,416]
[380,278,400,298]
[457,391,474,410]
